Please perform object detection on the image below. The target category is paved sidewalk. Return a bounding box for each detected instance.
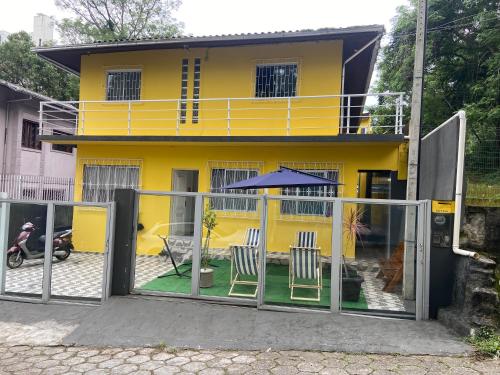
[0,344,498,375]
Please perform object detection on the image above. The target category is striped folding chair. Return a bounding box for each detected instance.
[289,231,322,302]
[228,228,260,298]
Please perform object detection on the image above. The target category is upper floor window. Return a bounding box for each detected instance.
[21,119,41,150]
[51,130,75,154]
[106,70,141,101]
[255,63,298,98]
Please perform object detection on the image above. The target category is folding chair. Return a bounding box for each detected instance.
[289,231,322,301]
[228,228,260,298]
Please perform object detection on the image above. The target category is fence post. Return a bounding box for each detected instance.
[176,99,180,136]
[0,193,10,295]
[81,101,85,135]
[42,203,55,302]
[287,97,291,136]
[330,199,342,313]
[39,102,43,136]
[127,101,132,135]
[227,98,231,136]
[191,195,203,296]
[346,96,351,134]
[399,93,404,134]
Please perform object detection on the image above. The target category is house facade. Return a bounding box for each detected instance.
[36,26,407,257]
[0,80,75,200]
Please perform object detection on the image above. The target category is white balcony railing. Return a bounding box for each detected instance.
[39,93,405,137]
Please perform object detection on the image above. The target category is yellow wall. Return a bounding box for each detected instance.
[72,142,403,258]
[78,41,343,136]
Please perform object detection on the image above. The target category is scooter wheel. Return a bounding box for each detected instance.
[55,249,71,261]
[7,253,23,269]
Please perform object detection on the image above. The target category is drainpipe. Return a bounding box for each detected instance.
[453,110,478,259]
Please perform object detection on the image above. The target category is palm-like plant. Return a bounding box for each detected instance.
[201,206,217,270]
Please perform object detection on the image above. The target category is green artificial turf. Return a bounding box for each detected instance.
[139,259,368,310]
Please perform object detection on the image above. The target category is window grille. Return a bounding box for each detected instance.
[179,59,188,123]
[281,169,338,216]
[51,130,75,153]
[82,164,140,203]
[210,168,258,212]
[192,58,201,123]
[106,70,141,101]
[21,119,41,150]
[255,63,298,98]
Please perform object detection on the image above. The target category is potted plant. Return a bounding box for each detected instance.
[200,206,217,288]
[341,206,368,302]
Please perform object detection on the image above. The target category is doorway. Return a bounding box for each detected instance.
[170,170,199,236]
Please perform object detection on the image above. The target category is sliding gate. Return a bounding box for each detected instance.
[130,191,430,320]
[0,196,115,303]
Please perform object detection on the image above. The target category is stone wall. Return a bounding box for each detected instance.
[461,206,500,255]
[439,255,499,336]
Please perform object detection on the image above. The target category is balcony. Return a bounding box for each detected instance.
[39,93,405,138]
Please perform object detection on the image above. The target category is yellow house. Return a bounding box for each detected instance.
[36,26,407,259]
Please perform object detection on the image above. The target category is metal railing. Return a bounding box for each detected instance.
[39,93,405,137]
[0,174,74,201]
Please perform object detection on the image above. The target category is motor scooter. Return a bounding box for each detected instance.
[6,222,73,269]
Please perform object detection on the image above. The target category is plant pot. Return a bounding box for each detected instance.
[342,265,364,302]
[200,268,214,288]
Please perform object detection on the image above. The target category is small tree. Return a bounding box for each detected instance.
[201,206,217,270]
[55,0,184,44]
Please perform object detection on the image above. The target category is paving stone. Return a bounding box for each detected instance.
[199,369,226,375]
[344,363,373,375]
[84,370,109,375]
[126,354,151,364]
[166,356,190,366]
[35,359,60,369]
[371,371,397,375]
[152,351,175,361]
[257,351,281,360]
[71,362,98,372]
[113,350,137,359]
[246,370,272,375]
[6,361,33,372]
[207,356,233,368]
[110,363,139,374]
[233,354,257,364]
[76,349,101,358]
[226,363,252,374]
[42,347,65,355]
[42,365,71,375]
[138,347,156,355]
[319,368,349,375]
[153,365,181,374]
[395,365,426,375]
[192,353,215,361]
[182,361,207,372]
[271,365,299,375]
[51,351,75,360]
[88,354,112,363]
[9,345,31,352]
[177,349,199,357]
[445,366,479,375]
[298,361,326,373]
[139,360,164,370]
[214,351,240,358]
[322,358,348,368]
[62,356,86,366]
[253,359,277,370]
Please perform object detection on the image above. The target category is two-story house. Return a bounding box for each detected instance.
[0,79,75,200]
[35,26,407,258]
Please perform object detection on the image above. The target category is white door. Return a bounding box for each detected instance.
[170,170,198,236]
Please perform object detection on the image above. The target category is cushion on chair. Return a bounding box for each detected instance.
[292,247,318,279]
[233,246,258,276]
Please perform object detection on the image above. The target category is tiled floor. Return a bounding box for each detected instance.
[4,252,410,313]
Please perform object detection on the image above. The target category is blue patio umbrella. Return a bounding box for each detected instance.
[222,166,342,190]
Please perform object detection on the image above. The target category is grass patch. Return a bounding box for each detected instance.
[467,327,500,358]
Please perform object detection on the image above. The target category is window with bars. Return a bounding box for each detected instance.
[82,165,140,203]
[51,130,75,153]
[210,168,258,211]
[255,63,298,98]
[281,170,338,216]
[179,59,188,123]
[106,70,141,101]
[192,58,201,123]
[21,119,41,150]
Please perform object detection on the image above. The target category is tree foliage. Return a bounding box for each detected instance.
[56,0,183,44]
[0,32,79,100]
[374,0,499,168]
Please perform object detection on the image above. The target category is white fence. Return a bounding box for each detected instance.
[40,92,405,136]
[0,174,74,201]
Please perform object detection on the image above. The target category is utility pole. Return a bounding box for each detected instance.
[404,0,427,299]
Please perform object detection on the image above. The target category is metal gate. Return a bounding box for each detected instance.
[0,195,115,304]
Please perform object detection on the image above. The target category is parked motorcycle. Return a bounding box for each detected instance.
[6,221,74,269]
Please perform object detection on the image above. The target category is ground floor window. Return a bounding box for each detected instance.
[82,164,140,202]
[281,170,338,216]
[210,168,258,211]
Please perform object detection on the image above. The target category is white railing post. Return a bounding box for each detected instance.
[39,102,43,136]
[127,101,132,135]
[287,97,291,136]
[399,93,404,134]
[176,99,180,136]
[80,101,85,135]
[346,95,351,134]
[227,98,231,136]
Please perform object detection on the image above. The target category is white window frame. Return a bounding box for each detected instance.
[280,169,339,217]
[82,164,140,203]
[105,69,142,101]
[210,168,258,212]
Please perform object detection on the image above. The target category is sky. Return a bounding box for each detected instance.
[0,0,409,38]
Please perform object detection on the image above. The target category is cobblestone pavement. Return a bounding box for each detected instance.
[0,344,497,375]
